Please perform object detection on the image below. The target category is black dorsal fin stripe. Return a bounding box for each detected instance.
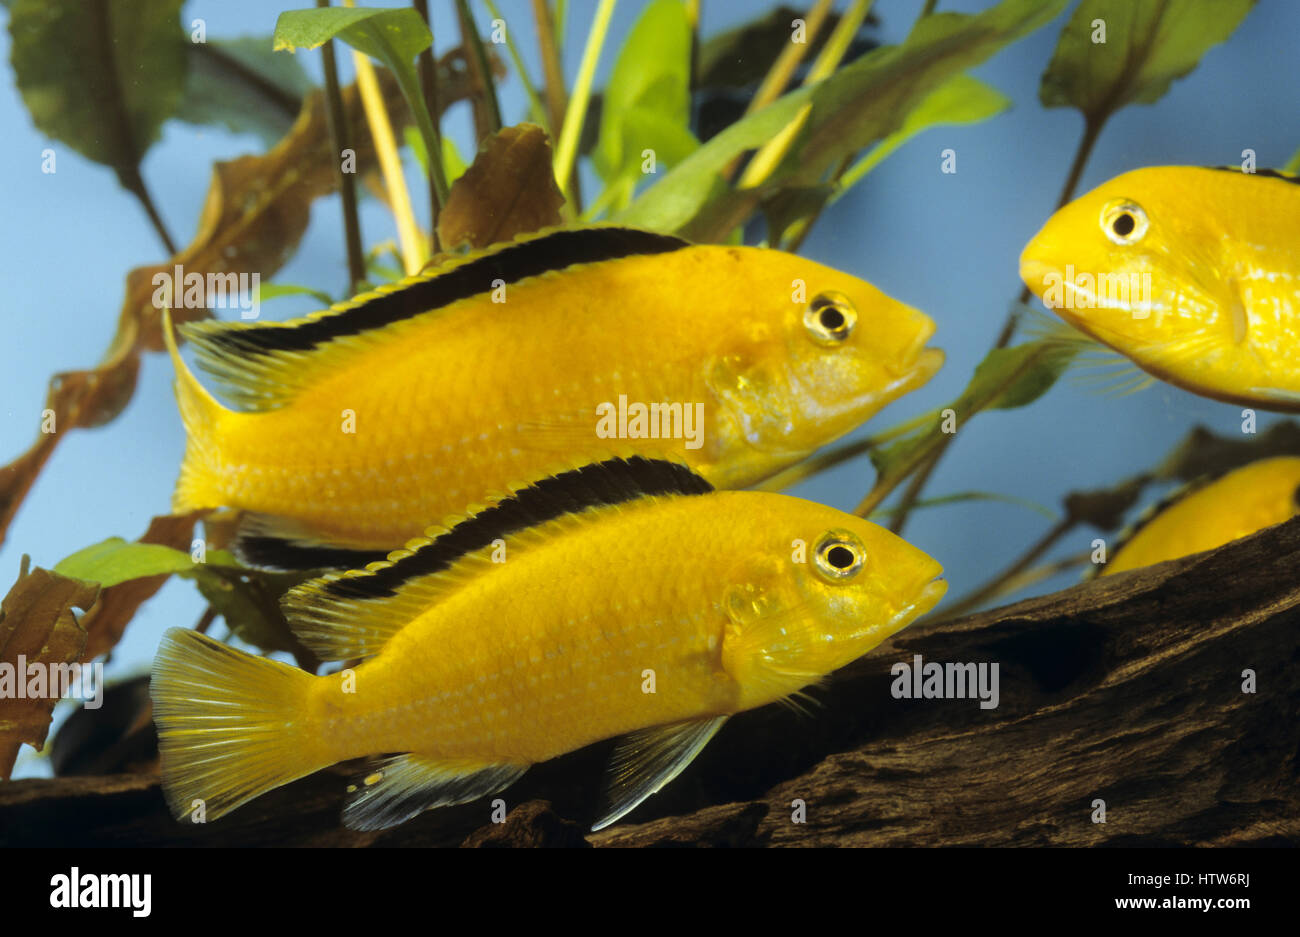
[234,537,389,572]
[1208,165,1300,186]
[325,457,713,600]
[204,227,689,358]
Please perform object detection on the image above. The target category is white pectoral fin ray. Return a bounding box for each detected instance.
[342,754,529,831]
[593,715,728,832]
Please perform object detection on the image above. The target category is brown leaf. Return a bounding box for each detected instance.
[0,52,483,550]
[0,557,101,779]
[437,123,565,250]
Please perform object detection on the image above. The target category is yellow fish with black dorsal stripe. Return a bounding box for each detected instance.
[1020,166,1300,411]
[149,457,946,831]
[1100,456,1300,576]
[165,226,942,569]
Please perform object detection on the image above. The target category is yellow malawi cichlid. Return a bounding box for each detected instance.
[150,457,946,831]
[1019,166,1300,411]
[166,226,943,568]
[1102,456,1300,576]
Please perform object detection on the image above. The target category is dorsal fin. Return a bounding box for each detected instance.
[181,226,690,411]
[281,457,713,661]
[1086,474,1219,580]
[1207,165,1300,186]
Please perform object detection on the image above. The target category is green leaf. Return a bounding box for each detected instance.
[774,73,1010,246]
[273,7,431,61]
[274,7,446,204]
[872,340,1079,481]
[1039,0,1256,123]
[55,540,204,588]
[177,36,315,146]
[53,537,310,656]
[773,0,1066,187]
[594,0,698,212]
[841,74,1011,186]
[257,282,335,307]
[8,0,187,186]
[1284,145,1300,175]
[617,85,813,233]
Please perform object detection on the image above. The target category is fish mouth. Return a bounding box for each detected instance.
[891,313,945,386]
[884,576,947,635]
[1018,256,1054,298]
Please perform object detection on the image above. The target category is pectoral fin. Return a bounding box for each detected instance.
[593,716,728,831]
[343,754,529,831]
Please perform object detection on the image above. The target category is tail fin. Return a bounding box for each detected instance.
[150,628,326,822]
[163,309,229,513]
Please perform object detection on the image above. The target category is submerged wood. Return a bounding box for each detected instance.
[3,517,1297,847]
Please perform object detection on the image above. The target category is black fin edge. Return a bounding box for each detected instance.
[325,456,713,600]
[203,228,690,357]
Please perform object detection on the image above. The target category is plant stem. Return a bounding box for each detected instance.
[121,167,178,256]
[552,0,617,207]
[193,605,217,635]
[317,0,366,293]
[739,0,872,190]
[485,0,550,135]
[880,117,1105,532]
[996,114,1104,347]
[455,0,503,140]
[941,516,1078,619]
[352,44,426,273]
[919,0,939,20]
[414,0,443,252]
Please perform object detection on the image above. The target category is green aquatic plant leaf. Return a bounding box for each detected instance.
[257,283,336,307]
[870,340,1080,484]
[55,539,240,589]
[54,536,313,658]
[177,36,316,146]
[7,0,187,187]
[1284,145,1300,175]
[274,7,445,203]
[593,0,697,214]
[840,74,1012,186]
[774,73,1011,246]
[617,86,814,233]
[772,0,1066,188]
[1039,0,1256,123]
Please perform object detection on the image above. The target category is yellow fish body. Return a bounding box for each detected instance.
[1019,166,1300,411]
[1103,456,1300,576]
[150,457,946,830]
[167,227,943,566]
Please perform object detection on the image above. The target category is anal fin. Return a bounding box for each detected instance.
[343,754,529,831]
[593,716,728,831]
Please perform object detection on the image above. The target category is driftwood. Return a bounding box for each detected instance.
[3,516,1298,847]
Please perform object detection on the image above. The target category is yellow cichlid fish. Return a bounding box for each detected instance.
[1101,456,1300,576]
[1019,166,1300,411]
[150,457,946,831]
[166,226,943,568]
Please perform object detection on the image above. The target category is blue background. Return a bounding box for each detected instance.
[2,0,1295,777]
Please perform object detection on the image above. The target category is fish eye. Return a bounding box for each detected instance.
[813,530,866,582]
[804,291,857,345]
[1100,199,1148,245]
